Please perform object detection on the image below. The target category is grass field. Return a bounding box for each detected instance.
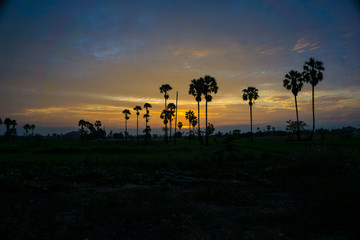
[1,136,360,239]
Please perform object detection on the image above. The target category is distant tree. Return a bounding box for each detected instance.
[95,120,101,130]
[185,110,196,137]
[177,121,183,130]
[143,103,152,141]
[122,109,131,141]
[303,57,325,140]
[206,123,215,136]
[23,124,31,136]
[30,124,35,135]
[191,118,198,133]
[160,84,172,143]
[202,75,219,145]
[242,86,259,141]
[78,119,87,140]
[133,106,142,142]
[189,78,204,143]
[272,126,275,132]
[283,70,304,140]
[286,120,307,138]
[267,125,271,132]
[167,103,176,142]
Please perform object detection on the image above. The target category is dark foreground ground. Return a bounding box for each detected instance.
[1,136,360,239]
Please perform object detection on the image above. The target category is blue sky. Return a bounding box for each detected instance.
[0,0,359,134]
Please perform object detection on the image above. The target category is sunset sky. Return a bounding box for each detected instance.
[1,0,360,135]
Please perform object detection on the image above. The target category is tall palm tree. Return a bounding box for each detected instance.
[143,103,152,141]
[160,109,170,142]
[242,87,259,141]
[189,78,204,143]
[283,70,304,140]
[133,106,142,142]
[303,57,325,140]
[160,84,172,143]
[185,110,195,137]
[167,103,176,142]
[202,75,218,145]
[122,109,131,141]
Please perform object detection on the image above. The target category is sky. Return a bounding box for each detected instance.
[0,0,360,135]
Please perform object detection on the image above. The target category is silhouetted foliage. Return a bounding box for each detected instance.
[242,86,259,141]
[206,123,215,137]
[189,78,204,143]
[160,84,172,143]
[122,109,131,141]
[185,110,196,138]
[283,70,304,140]
[202,75,219,145]
[4,118,17,140]
[143,103,152,141]
[134,106,142,142]
[286,120,307,139]
[167,103,176,142]
[303,57,325,139]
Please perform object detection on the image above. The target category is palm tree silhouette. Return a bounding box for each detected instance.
[95,120,101,130]
[23,124,31,136]
[30,124,35,135]
[143,103,152,141]
[202,75,218,145]
[189,78,204,143]
[185,110,195,137]
[160,84,172,143]
[303,57,325,140]
[133,106,142,142]
[122,109,131,141]
[167,103,176,142]
[160,109,170,143]
[242,87,259,141]
[283,70,304,140]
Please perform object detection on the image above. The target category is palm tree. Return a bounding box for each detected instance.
[242,87,259,141]
[160,84,172,143]
[185,110,195,137]
[143,103,152,141]
[23,124,31,136]
[303,57,325,140]
[122,109,131,141]
[283,70,304,140]
[133,106,142,142]
[202,75,219,145]
[30,124,35,135]
[167,103,176,142]
[160,109,170,142]
[189,78,204,143]
[95,120,101,130]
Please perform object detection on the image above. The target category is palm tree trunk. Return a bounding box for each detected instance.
[310,85,315,140]
[165,98,168,144]
[136,115,139,142]
[175,91,178,144]
[295,95,300,140]
[205,100,208,145]
[197,101,201,143]
[169,119,172,143]
[250,104,253,141]
[125,118,127,141]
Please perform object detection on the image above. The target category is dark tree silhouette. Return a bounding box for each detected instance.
[122,109,131,141]
[242,86,259,141]
[303,57,325,140]
[283,70,304,140]
[202,75,218,145]
[78,119,87,140]
[189,78,204,143]
[30,124,35,135]
[133,106,142,142]
[143,103,152,141]
[95,120,101,130]
[0,118,2,125]
[167,103,176,142]
[160,84,172,143]
[177,122,183,130]
[206,123,215,137]
[23,124,31,135]
[185,110,196,137]
[160,109,170,142]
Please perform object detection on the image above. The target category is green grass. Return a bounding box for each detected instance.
[1,137,359,239]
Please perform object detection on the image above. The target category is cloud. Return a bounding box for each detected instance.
[292,38,319,53]
[260,46,284,55]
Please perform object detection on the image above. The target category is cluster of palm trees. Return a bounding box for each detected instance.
[0,118,18,139]
[122,103,153,141]
[78,119,105,140]
[283,57,325,140]
[23,123,36,136]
